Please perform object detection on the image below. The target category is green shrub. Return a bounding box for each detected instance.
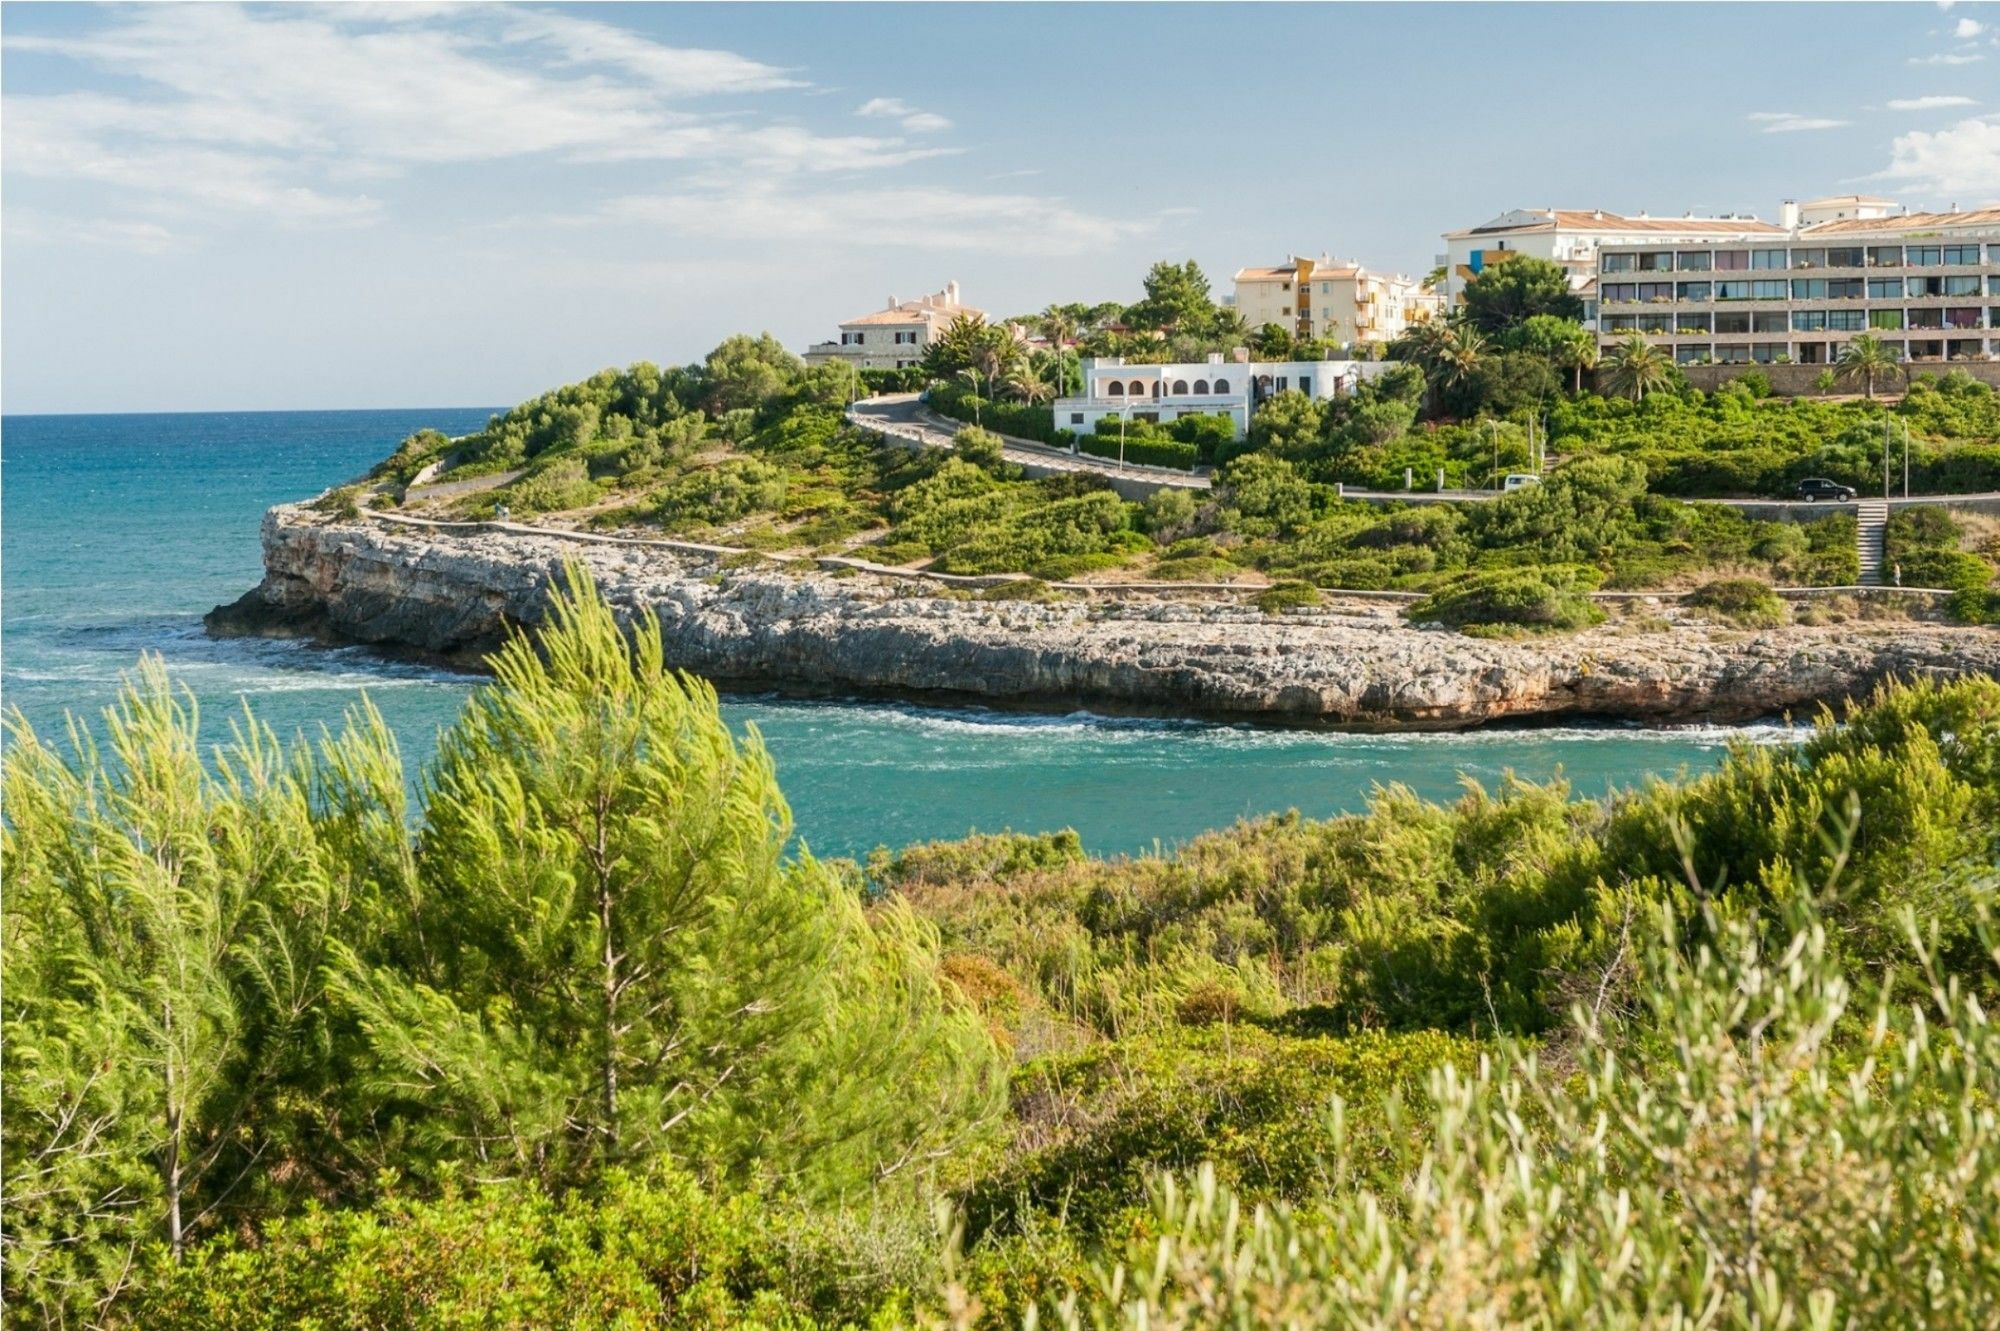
[953,425,1009,474]
[1254,581,1323,613]
[1078,433,1200,470]
[1406,565,1605,633]
[1683,577,1787,628]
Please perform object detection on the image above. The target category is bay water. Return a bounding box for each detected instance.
[1,410,1782,859]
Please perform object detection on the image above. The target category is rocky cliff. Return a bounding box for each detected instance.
[207,505,2000,730]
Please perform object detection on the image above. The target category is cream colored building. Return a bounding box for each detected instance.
[1232,256,1441,348]
[803,282,983,370]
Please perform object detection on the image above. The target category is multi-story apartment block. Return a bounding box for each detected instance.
[1441,209,1783,311]
[803,282,981,370]
[1595,203,2000,366]
[1232,256,1442,346]
[1052,352,1403,441]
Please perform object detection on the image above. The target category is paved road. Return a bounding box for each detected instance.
[848,393,1212,491]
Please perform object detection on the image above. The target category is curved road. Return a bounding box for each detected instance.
[847,393,1212,491]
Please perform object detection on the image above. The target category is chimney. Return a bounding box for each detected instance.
[945,280,961,304]
[1780,199,1799,230]
[886,295,897,309]
[1231,346,1250,363]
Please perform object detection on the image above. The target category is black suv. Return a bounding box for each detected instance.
[1794,477,1856,503]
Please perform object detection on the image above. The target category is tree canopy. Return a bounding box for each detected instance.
[1460,256,1585,334]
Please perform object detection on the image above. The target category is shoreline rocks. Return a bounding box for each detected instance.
[206,505,2000,731]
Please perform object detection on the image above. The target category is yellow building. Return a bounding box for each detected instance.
[1232,256,1441,348]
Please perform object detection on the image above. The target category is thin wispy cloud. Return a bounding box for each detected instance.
[1887,95,1980,110]
[587,179,1159,257]
[1910,51,1985,64]
[1748,111,1850,133]
[856,97,952,134]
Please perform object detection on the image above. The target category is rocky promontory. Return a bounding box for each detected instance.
[207,504,2000,730]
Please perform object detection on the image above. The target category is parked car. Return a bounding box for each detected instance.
[1794,477,1856,503]
[1501,473,1542,492]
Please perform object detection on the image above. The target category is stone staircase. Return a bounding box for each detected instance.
[1855,497,1889,586]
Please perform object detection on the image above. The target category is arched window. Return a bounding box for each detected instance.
[1106,381,1124,396]
[1257,374,1274,392]
[1211,378,1229,394]
[1193,379,1209,394]
[1129,380,1146,396]
[1171,379,1189,394]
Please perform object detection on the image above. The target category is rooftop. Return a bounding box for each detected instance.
[1449,208,1783,238]
[1800,206,2000,235]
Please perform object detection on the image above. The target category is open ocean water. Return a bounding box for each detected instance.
[1,409,1790,860]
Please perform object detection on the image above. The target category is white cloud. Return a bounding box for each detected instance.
[856,96,952,134]
[1748,111,1850,133]
[1954,17,1987,38]
[2,4,950,238]
[1872,115,2000,197]
[1910,51,1985,64]
[590,180,1157,257]
[1888,95,1981,109]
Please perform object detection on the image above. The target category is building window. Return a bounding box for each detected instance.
[1826,278,1864,300]
[1909,308,1944,330]
[1071,412,1084,424]
[1637,282,1674,302]
[1792,279,1829,300]
[1943,275,1984,297]
[1601,253,1636,273]
[1825,247,1865,269]
[1753,280,1789,300]
[1637,314,1674,333]
[1128,380,1146,396]
[1868,246,1903,268]
[1715,311,1751,334]
[1791,248,1826,269]
[1106,381,1124,396]
[1677,281,1712,302]
[1870,308,1905,330]
[1676,250,1713,272]
[1676,344,1712,364]
[1946,307,1983,329]
[1753,312,1789,333]
[1943,245,1981,265]
[1868,278,1904,299]
[1298,376,1312,395]
[1750,248,1788,270]
[1908,245,1943,266]
[1715,249,1750,271]
[1171,379,1189,394]
[1212,379,1230,394]
[1793,311,1827,332]
[1635,251,1674,271]
[1603,283,1638,303]
[1602,314,1638,332]
[1716,345,1751,364]
[1280,306,1291,316]
[1193,379,1209,394]
[1826,310,1865,331]
[1751,343,1785,363]
[1715,280,1754,301]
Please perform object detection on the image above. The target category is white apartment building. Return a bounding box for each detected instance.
[803,282,982,370]
[1440,209,1785,317]
[1052,353,1403,440]
[1232,255,1442,346]
[1596,202,2000,366]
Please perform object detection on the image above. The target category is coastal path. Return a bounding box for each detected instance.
[848,394,1211,497]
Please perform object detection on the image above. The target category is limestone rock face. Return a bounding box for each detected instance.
[206,506,2000,730]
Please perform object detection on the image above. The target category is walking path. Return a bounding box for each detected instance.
[846,393,1212,492]
[1857,498,1890,586]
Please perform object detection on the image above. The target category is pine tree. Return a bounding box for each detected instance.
[335,567,1004,1196]
[2,663,366,1320]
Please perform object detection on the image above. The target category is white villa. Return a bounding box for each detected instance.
[1053,352,1403,440]
[803,282,982,370]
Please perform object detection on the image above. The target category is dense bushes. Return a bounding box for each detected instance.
[1077,430,1200,470]
[1684,576,1787,628]
[1406,564,1606,632]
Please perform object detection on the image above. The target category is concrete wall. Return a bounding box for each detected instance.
[1677,361,2000,396]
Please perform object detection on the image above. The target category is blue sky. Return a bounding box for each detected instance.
[5,2,1999,414]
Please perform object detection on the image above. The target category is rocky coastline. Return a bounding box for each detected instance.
[206,504,2000,731]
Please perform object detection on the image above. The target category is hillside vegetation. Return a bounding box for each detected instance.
[337,341,2000,632]
[7,572,2000,1327]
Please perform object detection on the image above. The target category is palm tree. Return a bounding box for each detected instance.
[1039,305,1078,397]
[955,368,983,425]
[1003,359,1052,405]
[1211,308,1250,344]
[1551,323,1599,395]
[1601,333,1670,402]
[1836,333,1905,401]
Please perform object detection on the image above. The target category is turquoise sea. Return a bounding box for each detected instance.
[1,410,1784,859]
